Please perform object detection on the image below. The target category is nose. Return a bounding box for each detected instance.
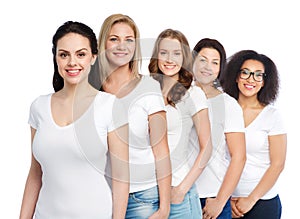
[68,55,77,66]
[166,53,174,63]
[116,40,126,50]
[204,62,212,70]
[247,73,256,82]
[166,53,171,62]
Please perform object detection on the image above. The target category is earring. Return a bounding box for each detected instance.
[213,78,220,88]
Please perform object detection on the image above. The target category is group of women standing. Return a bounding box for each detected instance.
[19,13,287,219]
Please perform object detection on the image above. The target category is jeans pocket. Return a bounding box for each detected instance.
[170,195,191,218]
[131,186,159,205]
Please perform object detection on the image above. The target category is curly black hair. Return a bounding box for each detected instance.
[220,50,279,105]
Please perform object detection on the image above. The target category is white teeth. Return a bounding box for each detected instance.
[165,65,175,69]
[114,53,126,57]
[68,70,80,73]
[245,84,254,89]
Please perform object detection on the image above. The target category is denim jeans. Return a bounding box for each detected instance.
[200,197,231,219]
[169,184,202,219]
[242,195,282,219]
[125,185,159,219]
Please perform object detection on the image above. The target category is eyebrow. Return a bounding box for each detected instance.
[109,34,135,38]
[159,48,182,51]
[58,48,89,53]
[242,68,264,72]
[199,55,219,61]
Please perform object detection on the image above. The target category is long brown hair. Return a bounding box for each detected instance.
[148,29,193,107]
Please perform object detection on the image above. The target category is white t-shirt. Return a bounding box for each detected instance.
[166,85,208,186]
[119,75,166,193]
[29,92,126,218]
[189,93,245,197]
[232,104,286,200]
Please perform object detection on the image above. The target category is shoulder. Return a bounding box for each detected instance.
[133,74,162,95]
[183,85,208,112]
[188,85,206,100]
[141,74,155,82]
[28,94,52,122]
[265,104,280,113]
[219,93,243,117]
[30,93,52,108]
[222,93,242,108]
[264,104,284,118]
[256,104,285,128]
[189,85,205,94]
[141,74,161,87]
[32,93,52,102]
[95,91,127,113]
[96,90,115,100]
[222,92,236,102]
[94,91,116,107]
[264,104,286,134]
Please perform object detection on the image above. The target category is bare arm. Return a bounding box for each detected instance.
[234,134,287,215]
[203,132,246,218]
[149,111,172,218]
[19,128,42,219]
[177,108,212,196]
[108,124,130,219]
[215,132,246,203]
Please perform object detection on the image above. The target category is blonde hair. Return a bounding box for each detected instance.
[97,14,142,85]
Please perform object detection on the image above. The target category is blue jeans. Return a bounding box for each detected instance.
[169,184,202,219]
[200,197,231,219]
[242,195,282,219]
[125,185,159,219]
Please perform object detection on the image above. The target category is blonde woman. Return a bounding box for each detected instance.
[92,14,172,219]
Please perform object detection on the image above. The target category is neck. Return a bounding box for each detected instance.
[162,75,178,97]
[103,65,136,95]
[195,80,221,98]
[109,67,132,83]
[238,93,263,109]
[60,81,97,100]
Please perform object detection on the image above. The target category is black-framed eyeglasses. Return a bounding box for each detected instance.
[239,69,266,82]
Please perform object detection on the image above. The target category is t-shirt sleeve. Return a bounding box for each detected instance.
[269,107,286,135]
[143,77,166,115]
[144,93,166,115]
[110,96,128,132]
[94,92,128,133]
[224,96,245,133]
[28,96,40,130]
[188,86,208,116]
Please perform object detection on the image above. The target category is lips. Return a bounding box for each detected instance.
[201,71,212,76]
[164,64,176,69]
[66,69,81,76]
[113,52,128,57]
[244,84,255,90]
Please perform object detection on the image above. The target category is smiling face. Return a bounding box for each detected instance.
[56,33,96,86]
[193,47,220,86]
[105,22,136,70]
[237,59,265,98]
[157,37,183,80]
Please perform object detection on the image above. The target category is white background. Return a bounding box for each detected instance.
[1,0,298,218]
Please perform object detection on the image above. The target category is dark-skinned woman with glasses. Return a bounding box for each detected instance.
[220,50,287,219]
